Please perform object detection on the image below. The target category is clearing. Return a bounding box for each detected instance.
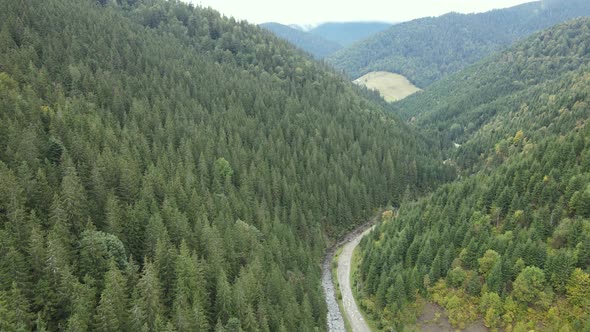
[354,71,421,102]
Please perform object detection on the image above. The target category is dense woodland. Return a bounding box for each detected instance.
[328,0,590,87]
[0,0,456,330]
[357,19,590,330]
[3,0,590,331]
[259,23,342,59]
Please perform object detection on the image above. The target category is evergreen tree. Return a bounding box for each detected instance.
[95,260,128,332]
[136,261,164,331]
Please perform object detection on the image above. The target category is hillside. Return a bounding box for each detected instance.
[328,0,590,87]
[356,19,590,330]
[308,22,393,47]
[260,22,342,58]
[0,0,455,330]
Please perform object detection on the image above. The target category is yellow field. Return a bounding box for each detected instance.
[353,71,421,102]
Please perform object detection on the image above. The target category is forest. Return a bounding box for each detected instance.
[356,19,590,330]
[3,0,590,331]
[327,0,590,87]
[0,0,455,330]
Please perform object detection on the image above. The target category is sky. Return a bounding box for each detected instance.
[189,0,536,25]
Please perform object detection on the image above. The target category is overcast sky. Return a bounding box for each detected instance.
[189,0,536,25]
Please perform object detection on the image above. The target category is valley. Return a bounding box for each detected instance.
[0,0,589,331]
[260,22,393,58]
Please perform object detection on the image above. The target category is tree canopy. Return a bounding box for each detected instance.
[0,0,453,330]
[328,0,590,87]
[357,18,590,330]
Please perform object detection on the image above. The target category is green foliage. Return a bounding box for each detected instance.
[357,18,590,329]
[430,281,478,329]
[328,0,590,87]
[566,268,590,308]
[478,250,500,277]
[485,261,503,295]
[512,266,547,305]
[447,267,467,288]
[479,292,502,329]
[95,261,128,331]
[79,230,127,280]
[134,261,164,331]
[0,0,453,329]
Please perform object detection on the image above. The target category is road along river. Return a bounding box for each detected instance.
[322,219,377,332]
[336,227,374,332]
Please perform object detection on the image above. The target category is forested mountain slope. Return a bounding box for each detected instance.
[308,22,392,47]
[259,22,392,59]
[398,17,590,171]
[328,0,590,87]
[260,22,342,59]
[0,0,454,330]
[357,19,590,330]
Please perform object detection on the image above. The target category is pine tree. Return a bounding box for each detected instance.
[95,260,128,332]
[66,278,96,332]
[215,270,232,325]
[172,241,209,331]
[242,305,258,332]
[0,289,18,331]
[485,261,503,294]
[60,157,88,236]
[136,261,164,331]
[104,193,122,237]
[226,317,242,332]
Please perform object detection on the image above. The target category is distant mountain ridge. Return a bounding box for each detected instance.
[288,23,318,32]
[327,0,590,87]
[260,22,342,58]
[260,21,393,58]
[308,22,393,47]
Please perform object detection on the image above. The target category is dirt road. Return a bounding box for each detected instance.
[336,226,374,332]
[322,216,378,332]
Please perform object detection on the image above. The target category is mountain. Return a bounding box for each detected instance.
[356,19,590,330]
[260,22,342,58]
[260,21,393,58]
[0,0,453,330]
[308,22,393,47]
[288,23,318,32]
[327,0,590,87]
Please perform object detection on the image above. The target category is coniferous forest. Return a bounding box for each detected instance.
[328,0,590,87]
[2,0,590,331]
[357,19,590,330]
[0,0,453,330]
